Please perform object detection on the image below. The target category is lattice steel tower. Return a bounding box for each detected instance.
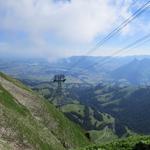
[53,74,66,107]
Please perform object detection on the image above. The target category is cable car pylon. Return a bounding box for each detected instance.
[53,74,66,108]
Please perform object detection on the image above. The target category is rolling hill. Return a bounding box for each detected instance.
[29,80,150,144]
[29,81,150,150]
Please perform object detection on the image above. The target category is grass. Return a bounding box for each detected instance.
[0,84,29,115]
[0,139,12,150]
[4,108,64,150]
[0,72,90,150]
[0,83,65,150]
[102,113,115,124]
[0,72,31,92]
[89,128,117,144]
[61,104,85,117]
[44,100,90,148]
[76,136,150,150]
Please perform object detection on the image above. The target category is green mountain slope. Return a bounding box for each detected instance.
[76,136,150,150]
[30,80,150,145]
[0,72,89,150]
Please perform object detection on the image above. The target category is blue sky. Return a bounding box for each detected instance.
[0,0,150,60]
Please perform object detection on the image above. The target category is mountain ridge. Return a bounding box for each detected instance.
[112,58,150,85]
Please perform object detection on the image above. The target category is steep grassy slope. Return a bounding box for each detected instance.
[0,72,89,150]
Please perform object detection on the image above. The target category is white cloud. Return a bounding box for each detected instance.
[0,0,137,58]
[0,0,133,42]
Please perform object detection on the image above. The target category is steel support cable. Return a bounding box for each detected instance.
[74,33,150,85]
[82,33,150,73]
[67,1,150,73]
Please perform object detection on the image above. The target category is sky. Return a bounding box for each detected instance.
[0,0,150,60]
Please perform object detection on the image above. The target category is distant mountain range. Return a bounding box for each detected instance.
[111,58,150,85]
[1,55,150,85]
